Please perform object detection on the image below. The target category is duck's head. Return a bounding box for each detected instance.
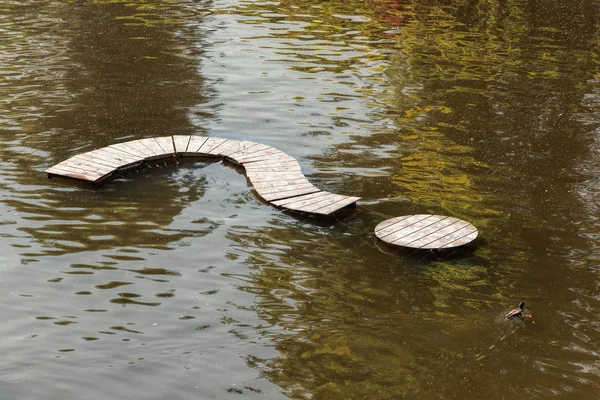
[519,301,525,310]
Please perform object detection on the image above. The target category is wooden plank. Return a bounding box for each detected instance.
[197,137,228,154]
[73,152,121,169]
[374,216,412,233]
[271,191,330,207]
[46,163,91,176]
[243,160,301,171]
[47,164,107,181]
[246,171,306,183]
[441,230,478,248]
[384,215,448,243]
[310,196,361,215]
[220,141,261,157]
[97,146,144,162]
[229,146,278,160]
[60,158,114,174]
[236,149,289,164]
[291,193,348,213]
[375,214,432,240]
[252,178,311,189]
[154,136,175,154]
[241,152,294,161]
[48,159,99,174]
[226,143,272,159]
[173,135,191,154]
[91,149,144,170]
[206,139,242,156]
[247,166,302,174]
[241,155,297,165]
[59,161,115,179]
[255,182,316,195]
[280,193,341,211]
[123,139,161,158]
[85,149,140,168]
[273,191,333,208]
[71,153,122,170]
[259,187,321,202]
[137,138,168,157]
[110,142,154,158]
[184,136,209,155]
[416,225,477,249]
[112,141,154,158]
[47,165,105,182]
[394,218,465,247]
[91,148,144,165]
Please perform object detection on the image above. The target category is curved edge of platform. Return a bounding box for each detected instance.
[374,214,478,250]
[45,136,360,216]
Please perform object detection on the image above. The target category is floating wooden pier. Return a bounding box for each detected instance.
[45,136,360,216]
[375,214,478,250]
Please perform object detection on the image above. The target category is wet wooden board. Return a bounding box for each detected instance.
[244,171,307,182]
[206,139,242,156]
[374,214,478,250]
[47,166,106,182]
[245,165,302,174]
[154,136,175,154]
[243,161,301,171]
[251,178,312,189]
[255,182,316,195]
[310,196,361,215]
[85,149,141,168]
[271,191,332,207]
[173,135,191,154]
[226,143,272,160]
[183,136,209,155]
[220,141,262,157]
[238,152,292,164]
[109,142,154,159]
[138,138,170,159]
[258,187,322,202]
[59,157,114,175]
[70,153,122,170]
[91,148,144,169]
[45,136,360,216]
[96,146,144,162]
[197,137,228,154]
[198,137,229,155]
[47,162,110,182]
[291,193,348,212]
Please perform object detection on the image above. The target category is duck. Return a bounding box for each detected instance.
[506,301,525,319]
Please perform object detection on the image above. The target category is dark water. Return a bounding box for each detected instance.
[1,0,600,398]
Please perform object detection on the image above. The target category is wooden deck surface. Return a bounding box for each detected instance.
[374,214,478,250]
[45,136,360,216]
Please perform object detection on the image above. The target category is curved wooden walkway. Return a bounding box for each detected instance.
[45,136,360,216]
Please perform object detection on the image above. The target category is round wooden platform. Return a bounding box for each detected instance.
[374,214,478,250]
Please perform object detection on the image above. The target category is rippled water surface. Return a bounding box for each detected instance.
[2,0,600,399]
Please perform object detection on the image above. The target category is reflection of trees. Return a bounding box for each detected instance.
[311,0,600,247]
[227,221,504,399]
[383,0,600,229]
[1,0,217,254]
[59,0,212,149]
[14,162,220,256]
[219,0,600,398]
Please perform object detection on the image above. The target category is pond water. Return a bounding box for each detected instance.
[1,0,600,399]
